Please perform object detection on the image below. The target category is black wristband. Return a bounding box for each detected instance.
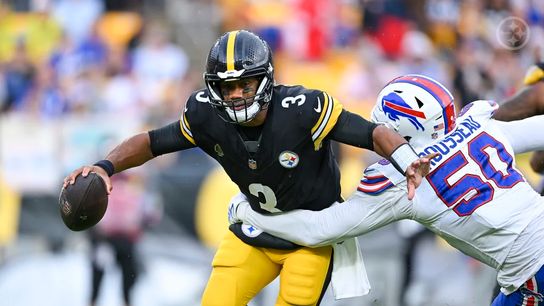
[93,160,115,177]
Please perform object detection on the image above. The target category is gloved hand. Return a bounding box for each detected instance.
[227,193,250,224]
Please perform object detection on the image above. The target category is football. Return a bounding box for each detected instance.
[59,172,108,231]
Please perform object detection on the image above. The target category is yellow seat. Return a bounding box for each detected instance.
[97,12,142,50]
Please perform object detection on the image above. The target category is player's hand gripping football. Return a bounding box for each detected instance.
[405,152,439,200]
[63,165,113,194]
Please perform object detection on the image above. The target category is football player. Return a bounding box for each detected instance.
[63,31,433,306]
[494,62,544,176]
[230,74,544,306]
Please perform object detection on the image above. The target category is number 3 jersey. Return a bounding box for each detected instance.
[180,85,344,214]
[360,100,544,293]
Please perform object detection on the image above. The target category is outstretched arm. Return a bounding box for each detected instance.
[63,120,194,193]
[330,110,435,199]
[63,133,154,193]
[494,64,544,175]
[236,185,411,247]
[493,62,544,121]
[495,115,544,154]
[493,84,544,121]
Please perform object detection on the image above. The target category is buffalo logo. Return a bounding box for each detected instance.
[279,151,299,168]
[382,93,427,131]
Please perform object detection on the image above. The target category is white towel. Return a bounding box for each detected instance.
[331,237,371,299]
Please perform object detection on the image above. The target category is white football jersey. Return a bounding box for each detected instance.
[240,100,544,293]
[359,100,544,293]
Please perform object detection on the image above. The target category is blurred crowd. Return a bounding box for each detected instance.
[1,1,544,305]
[1,0,544,124]
[0,0,192,126]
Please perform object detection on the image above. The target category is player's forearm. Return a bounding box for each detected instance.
[105,133,155,174]
[495,115,544,154]
[494,84,544,121]
[241,207,346,247]
[240,193,403,247]
[372,125,409,158]
[372,125,421,176]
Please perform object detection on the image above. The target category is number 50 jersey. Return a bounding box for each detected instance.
[181,85,344,214]
[360,100,544,293]
[238,100,544,294]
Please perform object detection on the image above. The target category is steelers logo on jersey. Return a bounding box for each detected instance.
[279,151,299,168]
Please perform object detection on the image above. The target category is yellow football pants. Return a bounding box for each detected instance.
[201,231,333,306]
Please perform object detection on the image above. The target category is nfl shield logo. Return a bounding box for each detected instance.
[279,151,299,168]
[248,159,257,170]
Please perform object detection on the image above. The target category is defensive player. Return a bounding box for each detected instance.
[63,31,432,306]
[230,74,544,306]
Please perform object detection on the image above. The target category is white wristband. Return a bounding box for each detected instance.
[390,143,419,174]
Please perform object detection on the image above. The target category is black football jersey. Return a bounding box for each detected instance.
[180,85,344,214]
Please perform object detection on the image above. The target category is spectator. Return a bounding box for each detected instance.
[130,21,188,118]
[89,173,160,306]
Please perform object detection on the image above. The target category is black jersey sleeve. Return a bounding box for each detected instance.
[148,121,196,156]
[328,110,378,150]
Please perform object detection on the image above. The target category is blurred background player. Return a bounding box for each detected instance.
[89,173,161,306]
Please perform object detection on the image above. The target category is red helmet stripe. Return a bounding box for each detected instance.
[392,75,453,108]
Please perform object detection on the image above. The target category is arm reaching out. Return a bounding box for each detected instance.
[329,111,434,199]
[63,133,154,193]
[495,115,544,154]
[234,185,412,247]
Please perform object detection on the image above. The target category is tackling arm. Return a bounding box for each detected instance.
[329,110,434,199]
[329,110,414,162]
[495,115,544,154]
[237,186,410,247]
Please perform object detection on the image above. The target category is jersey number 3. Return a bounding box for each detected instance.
[248,183,281,213]
[427,132,523,216]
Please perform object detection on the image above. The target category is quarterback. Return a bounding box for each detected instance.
[63,31,433,306]
[231,75,544,306]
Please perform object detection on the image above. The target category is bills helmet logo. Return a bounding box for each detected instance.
[381,92,427,131]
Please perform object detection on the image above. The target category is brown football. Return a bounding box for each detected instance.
[59,172,108,231]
